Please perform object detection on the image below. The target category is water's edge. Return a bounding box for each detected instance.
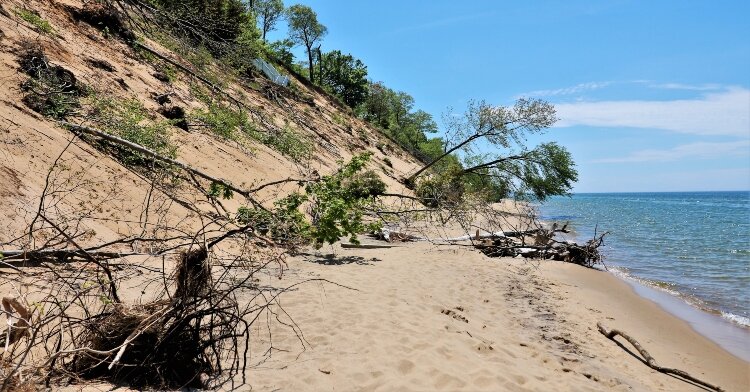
[609,268,750,362]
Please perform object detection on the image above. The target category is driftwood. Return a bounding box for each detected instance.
[0,249,145,262]
[475,225,607,268]
[597,323,724,392]
[1,297,31,348]
[341,243,397,249]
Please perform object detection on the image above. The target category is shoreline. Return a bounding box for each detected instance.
[610,267,750,362]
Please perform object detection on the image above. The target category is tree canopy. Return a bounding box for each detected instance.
[286,4,327,84]
[319,50,369,107]
[407,99,577,202]
[251,0,285,42]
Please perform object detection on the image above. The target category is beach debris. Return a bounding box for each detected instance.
[441,308,469,323]
[1,297,32,348]
[375,228,422,242]
[597,322,724,392]
[341,243,396,249]
[66,245,249,389]
[475,224,608,268]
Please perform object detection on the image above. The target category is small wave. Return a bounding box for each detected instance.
[609,267,683,297]
[539,215,579,220]
[721,312,750,327]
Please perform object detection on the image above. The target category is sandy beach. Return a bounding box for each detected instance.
[243,241,749,392]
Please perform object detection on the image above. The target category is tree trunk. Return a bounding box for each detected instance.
[307,45,315,84]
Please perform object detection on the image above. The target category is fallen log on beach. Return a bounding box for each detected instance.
[597,322,724,392]
[473,223,607,268]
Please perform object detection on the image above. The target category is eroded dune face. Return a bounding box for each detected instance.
[0,1,422,389]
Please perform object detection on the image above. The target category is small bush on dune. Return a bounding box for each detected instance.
[192,100,250,140]
[14,8,54,34]
[86,94,177,166]
[19,45,84,120]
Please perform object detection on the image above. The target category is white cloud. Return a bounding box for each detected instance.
[592,140,750,163]
[649,82,723,91]
[520,81,612,98]
[554,87,750,137]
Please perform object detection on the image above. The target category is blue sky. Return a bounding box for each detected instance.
[266,1,750,192]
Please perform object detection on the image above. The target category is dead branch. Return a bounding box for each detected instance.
[59,121,265,208]
[597,323,724,392]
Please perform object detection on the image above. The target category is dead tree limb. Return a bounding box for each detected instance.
[597,322,724,392]
[59,121,266,209]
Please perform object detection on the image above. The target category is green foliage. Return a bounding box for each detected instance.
[514,142,578,201]
[240,153,383,248]
[358,81,438,161]
[265,39,296,67]
[261,125,313,163]
[222,13,264,74]
[19,47,83,120]
[286,4,327,83]
[15,8,54,34]
[319,50,369,107]
[415,168,465,208]
[208,182,234,200]
[305,153,384,247]
[237,193,310,245]
[87,95,177,166]
[152,0,248,56]
[431,100,575,201]
[191,89,311,162]
[192,99,249,140]
[252,0,285,41]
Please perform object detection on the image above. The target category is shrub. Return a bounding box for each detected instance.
[343,170,386,199]
[19,45,84,119]
[192,100,249,140]
[87,94,177,166]
[305,153,383,247]
[260,125,313,163]
[415,169,465,208]
[14,8,54,34]
[237,193,310,246]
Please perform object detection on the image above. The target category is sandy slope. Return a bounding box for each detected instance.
[244,241,749,392]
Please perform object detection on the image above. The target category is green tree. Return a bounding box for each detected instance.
[266,38,295,66]
[252,0,285,42]
[358,81,438,159]
[154,0,247,49]
[406,99,577,202]
[319,50,369,107]
[286,4,327,84]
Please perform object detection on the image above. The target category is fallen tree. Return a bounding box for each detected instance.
[475,226,608,268]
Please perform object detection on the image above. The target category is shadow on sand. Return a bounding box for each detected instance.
[302,252,381,266]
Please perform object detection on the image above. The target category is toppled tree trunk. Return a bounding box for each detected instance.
[597,323,724,392]
[475,224,607,268]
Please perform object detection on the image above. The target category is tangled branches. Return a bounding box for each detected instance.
[0,136,303,390]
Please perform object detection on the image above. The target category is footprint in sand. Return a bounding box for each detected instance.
[441,308,468,323]
[397,359,415,375]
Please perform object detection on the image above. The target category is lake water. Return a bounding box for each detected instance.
[538,191,750,328]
